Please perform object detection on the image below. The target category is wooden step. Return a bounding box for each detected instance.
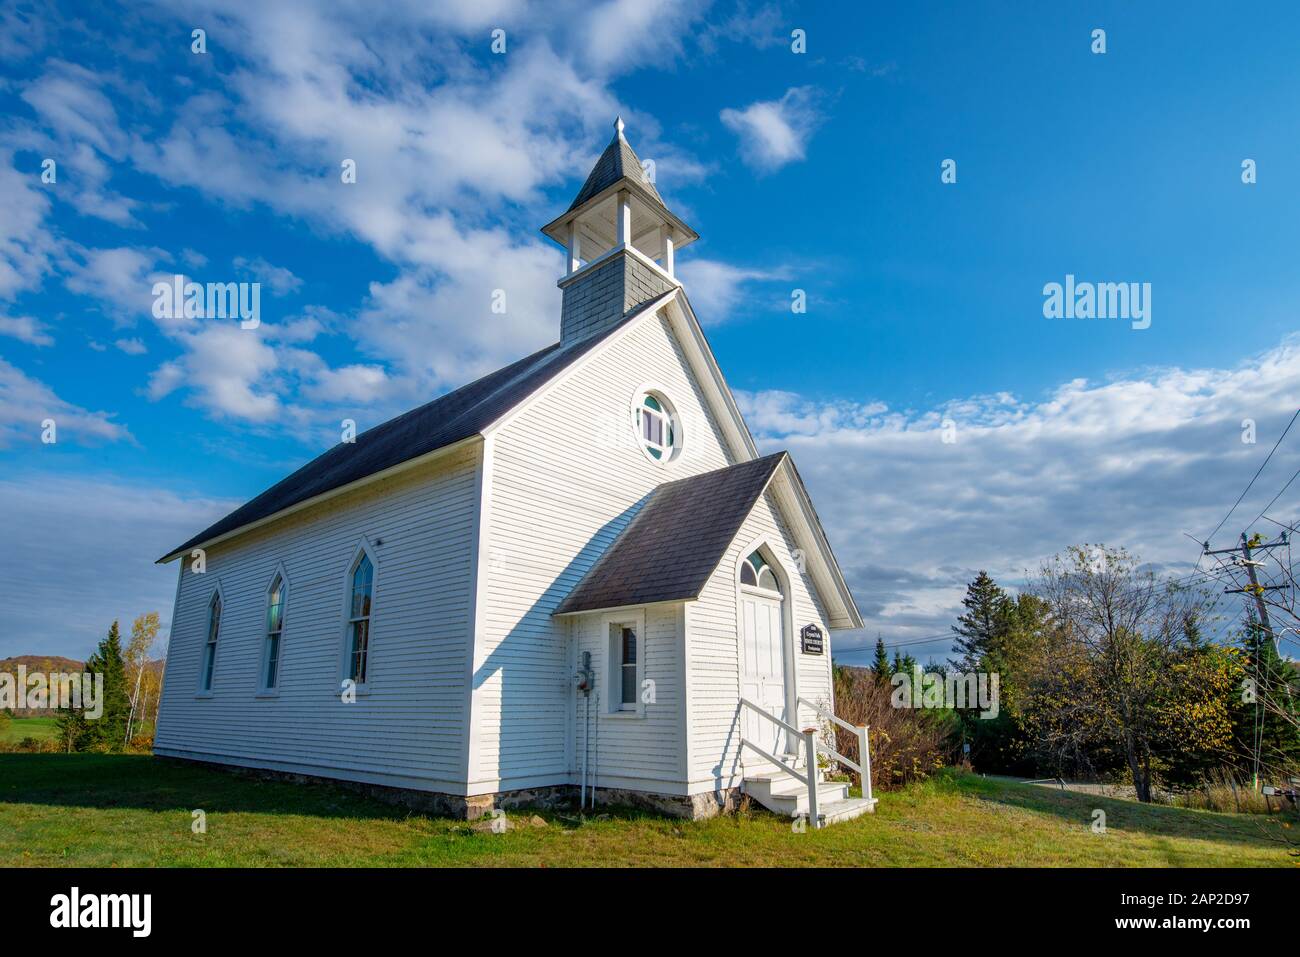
[817,797,878,824]
[743,775,852,816]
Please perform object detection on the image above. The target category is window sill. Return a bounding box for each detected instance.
[604,710,644,720]
[194,691,214,699]
[254,690,280,699]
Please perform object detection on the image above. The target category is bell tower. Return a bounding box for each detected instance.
[542,118,699,344]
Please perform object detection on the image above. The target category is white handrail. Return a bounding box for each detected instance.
[739,697,803,738]
[740,739,808,786]
[813,738,863,777]
[798,696,874,804]
[739,698,821,828]
[798,696,861,736]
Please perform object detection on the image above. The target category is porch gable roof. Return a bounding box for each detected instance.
[554,453,787,616]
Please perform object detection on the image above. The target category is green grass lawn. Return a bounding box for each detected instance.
[0,717,57,745]
[0,753,1293,867]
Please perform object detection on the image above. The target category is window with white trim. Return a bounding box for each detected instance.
[608,621,641,712]
[262,574,285,690]
[347,554,373,684]
[200,593,220,692]
[634,391,679,461]
[740,549,782,595]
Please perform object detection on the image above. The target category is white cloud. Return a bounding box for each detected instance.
[0,149,56,300]
[677,258,789,322]
[581,0,707,74]
[117,15,625,399]
[0,313,53,346]
[296,359,393,405]
[720,85,824,172]
[738,337,1300,660]
[353,219,562,389]
[0,358,130,447]
[3,2,720,439]
[62,245,165,325]
[114,337,147,355]
[16,60,141,226]
[233,256,303,297]
[147,325,283,423]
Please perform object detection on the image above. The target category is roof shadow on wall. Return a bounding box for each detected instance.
[470,493,651,786]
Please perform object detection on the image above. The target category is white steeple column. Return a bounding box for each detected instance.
[617,188,631,248]
[660,225,675,277]
[567,220,582,275]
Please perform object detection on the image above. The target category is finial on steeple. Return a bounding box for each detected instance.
[614,115,625,136]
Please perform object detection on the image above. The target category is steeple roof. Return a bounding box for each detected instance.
[566,116,666,212]
[541,118,698,252]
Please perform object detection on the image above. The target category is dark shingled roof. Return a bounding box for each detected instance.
[567,129,665,212]
[161,292,676,561]
[555,452,787,615]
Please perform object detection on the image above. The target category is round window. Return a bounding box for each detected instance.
[634,391,680,462]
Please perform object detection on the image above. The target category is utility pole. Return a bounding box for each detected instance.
[1204,532,1290,792]
[1204,532,1288,654]
[1239,533,1278,653]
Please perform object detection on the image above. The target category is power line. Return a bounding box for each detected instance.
[1247,463,1300,532]
[835,632,956,656]
[1205,407,1300,545]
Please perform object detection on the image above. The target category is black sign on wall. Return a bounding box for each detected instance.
[800,623,824,655]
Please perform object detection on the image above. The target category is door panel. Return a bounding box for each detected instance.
[741,593,787,756]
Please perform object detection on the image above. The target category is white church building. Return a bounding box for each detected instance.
[154,120,872,825]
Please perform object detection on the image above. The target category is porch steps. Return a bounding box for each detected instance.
[742,772,877,824]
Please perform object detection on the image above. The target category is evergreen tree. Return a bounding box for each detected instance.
[950,575,1051,776]
[77,621,132,751]
[1233,617,1300,779]
[950,571,1009,672]
[55,701,87,752]
[871,635,891,684]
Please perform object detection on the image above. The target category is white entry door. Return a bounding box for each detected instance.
[741,593,788,756]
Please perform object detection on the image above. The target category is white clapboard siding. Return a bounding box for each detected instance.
[568,604,685,791]
[154,444,481,792]
[471,310,735,791]
[684,489,835,794]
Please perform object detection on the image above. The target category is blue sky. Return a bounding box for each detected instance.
[2,0,1299,663]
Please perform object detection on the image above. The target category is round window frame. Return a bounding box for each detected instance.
[629,385,683,465]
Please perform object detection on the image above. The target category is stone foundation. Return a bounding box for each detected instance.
[159,756,739,821]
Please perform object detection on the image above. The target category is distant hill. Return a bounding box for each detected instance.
[0,655,164,718]
[0,655,84,673]
[1,656,86,717]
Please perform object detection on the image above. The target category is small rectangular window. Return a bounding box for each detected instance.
[265,635,280,688]
[620,626,637,706]
[349,619,370,683]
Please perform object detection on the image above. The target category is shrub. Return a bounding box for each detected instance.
[832,666,954,791]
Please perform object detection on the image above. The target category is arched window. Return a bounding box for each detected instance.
[262,574,285,690]
[634,391,678,461]
[740,549,782,595]
[347,554,374,684]
[200,592,221,691]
